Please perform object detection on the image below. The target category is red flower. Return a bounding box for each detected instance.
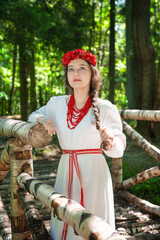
[62,49,97,67]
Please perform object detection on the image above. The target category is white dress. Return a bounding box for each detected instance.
[28,95,126,240]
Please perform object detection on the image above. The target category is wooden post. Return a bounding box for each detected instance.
[0,195,12,240]
[0,141,10,183]
[112,157,123,189]
[9,138,33,240]
[0,119,52,148]
[17,189,51,240]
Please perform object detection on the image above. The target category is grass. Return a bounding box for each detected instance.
[116,139,160,205]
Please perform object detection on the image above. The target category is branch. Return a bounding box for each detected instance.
[118,191,160,217]
[116,165,160,190]
[17,173,126,240]
[123,121,160,161]
[120,110,160,121]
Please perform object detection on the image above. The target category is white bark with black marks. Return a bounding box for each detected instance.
[0,119,52,148]
[17,173,127,240]
[123,121,160,161]
[116,165,160,190]
[120,110,160,121]
[0,195,12,240]
[118,191,160,217]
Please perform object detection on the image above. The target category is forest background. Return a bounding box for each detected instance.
[0,0,160,204]
[0,0,160,125]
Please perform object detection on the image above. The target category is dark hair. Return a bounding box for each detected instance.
[65,61,108,150]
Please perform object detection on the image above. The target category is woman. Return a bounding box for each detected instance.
[28,49,126,240]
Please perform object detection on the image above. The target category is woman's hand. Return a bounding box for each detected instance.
[37,117,56,136]
[99,127,115,150]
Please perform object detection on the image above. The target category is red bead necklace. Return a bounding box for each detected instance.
[67,94,92,129]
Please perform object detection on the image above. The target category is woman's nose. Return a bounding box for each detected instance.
[73,68,79,75]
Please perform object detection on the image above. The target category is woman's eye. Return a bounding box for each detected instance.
[80,67,85,70]
[68,68,74,72]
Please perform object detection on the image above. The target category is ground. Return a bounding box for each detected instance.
[0,135,160,239]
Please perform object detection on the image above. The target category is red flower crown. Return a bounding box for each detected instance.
[62,49,97,67]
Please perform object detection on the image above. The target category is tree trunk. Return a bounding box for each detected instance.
[29,50,37,113]
[132,0,156,110]
[8,42,17,115]
[125,0,138,109]
[39,86,43,107]
[72,0,83,49]
[19,40,28,121]
[131,0,156,137]
[152,60,160,138]
[98,0,103,67]
[108,0,115,103]
[89,1,95,51]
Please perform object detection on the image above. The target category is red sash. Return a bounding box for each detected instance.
[61,148,102,240]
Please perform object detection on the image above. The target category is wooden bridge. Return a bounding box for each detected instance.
[0,110,160,240]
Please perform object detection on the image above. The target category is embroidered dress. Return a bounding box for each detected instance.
[28,95,126,240]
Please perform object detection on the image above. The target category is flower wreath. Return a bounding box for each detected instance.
[62,49,97,67]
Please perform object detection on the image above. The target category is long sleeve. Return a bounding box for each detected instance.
[28,96,56,123]
[99,99,126,158]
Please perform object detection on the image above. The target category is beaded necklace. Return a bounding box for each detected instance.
[67,94,92,129]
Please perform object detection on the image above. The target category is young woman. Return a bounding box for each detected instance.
[28,49,126,240]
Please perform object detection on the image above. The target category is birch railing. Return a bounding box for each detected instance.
[0,118,125,240]
[114,110,160,218]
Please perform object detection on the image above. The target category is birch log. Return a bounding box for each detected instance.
[119,110,160,121]
[118,190,160,217]
[112,158,122,189]
[0,195,12,240]
[123,121,160,161]
[17,173,127,240]
[116,165,160,190]
[17,189,51,240]
[0,141,10,183]
[9,138,33,240]
[0,119,52,148]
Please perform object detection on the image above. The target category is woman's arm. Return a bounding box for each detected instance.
[99,100,126,158]
[28,97,56,136]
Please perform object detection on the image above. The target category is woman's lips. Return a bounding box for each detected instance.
[73,78,81,82]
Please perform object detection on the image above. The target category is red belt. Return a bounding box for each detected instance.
[61,148,102,240]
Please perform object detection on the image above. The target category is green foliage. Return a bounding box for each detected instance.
[0,0,128,117]
[0,0,159,117]
[123,146,160,206]
[130,178,160,206]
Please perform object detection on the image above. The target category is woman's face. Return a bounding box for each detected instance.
[67,58,92,91]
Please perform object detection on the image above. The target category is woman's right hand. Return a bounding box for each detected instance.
[37,117,56,136]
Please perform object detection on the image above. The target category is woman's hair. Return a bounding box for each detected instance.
[65,61,102,131]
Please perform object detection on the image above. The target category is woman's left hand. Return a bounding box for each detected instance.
[99,127,115,150]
